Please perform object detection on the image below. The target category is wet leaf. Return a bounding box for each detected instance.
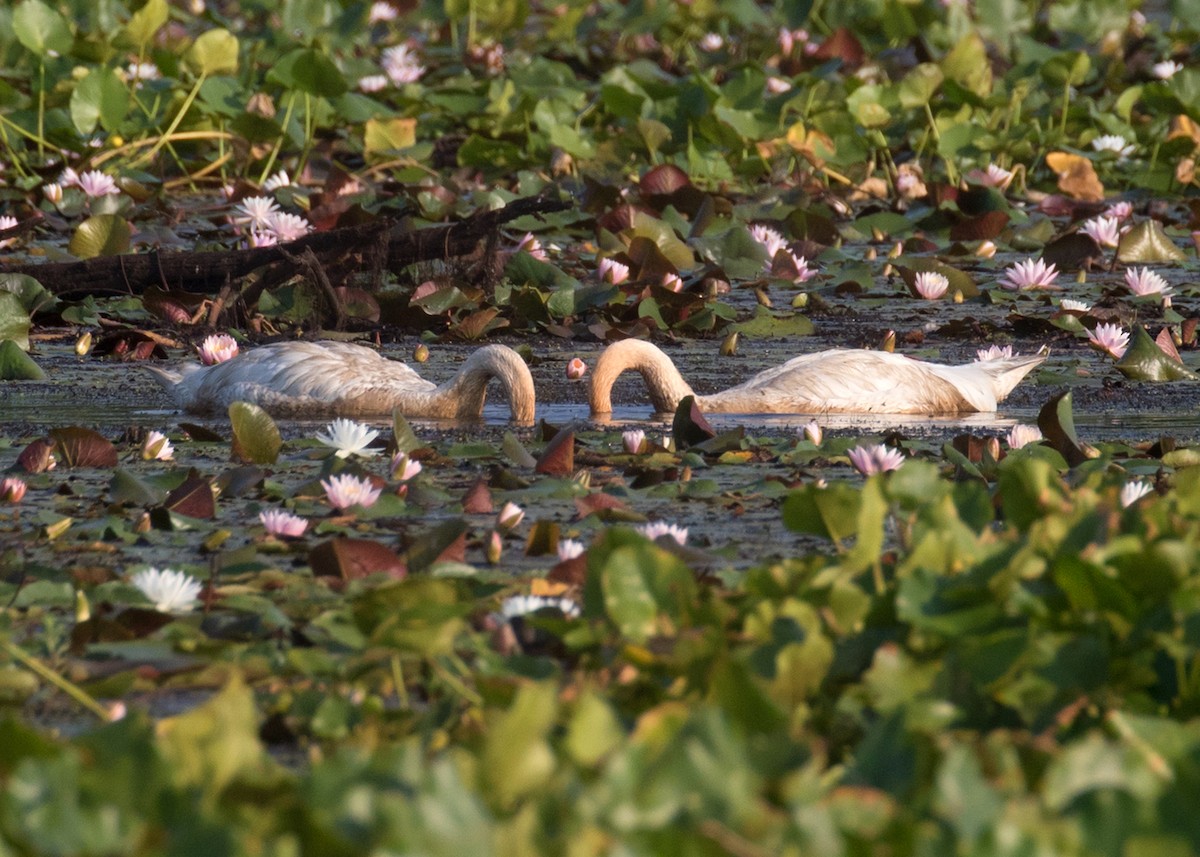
[68,215,131,259]
[535,428,574,476]
[1115,325,1200,381]
[15,437,56,473]
[1036,391,1092,467]
[163,473,215,519]
[48,427,117,468]
[0,339,43,379]
[782,482,861,543]
[311,537,407,581]
[109,469,167,506]
[391,413,421,455]
[461,478,494,514]
[229,402,281,464]
[731,306,815,337]
[524,520,561,556]
[1042,233,1104,272]
[502,432,537,468]
[1116,220,1188,264]
[365,117,418,157]
[13,0,72,55]
[672,396,716,449]
[405,518,469,573]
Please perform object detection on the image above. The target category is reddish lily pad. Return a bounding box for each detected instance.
[48,427,118,468]
[163,472,216,519]
[535,428,574,476]
[310,537,407,581]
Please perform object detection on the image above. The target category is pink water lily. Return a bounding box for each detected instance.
[382,44,425,84]
[497,501,525,530]
[999,258,1059,291]
[390,452,422,481]
[750,224,788,260]
[199,334,239,365]
[966,164,1014,189]
[259,509,308,538]
[976,344,1014,362]
[1104,201,1133,221]
[267,212,311,242]
[847,444,906,476]
[1087,323,1129,359]
[1080,215,1124,248]
[1007,424,1043,449]
[1124,266,1170,297]
[662,272,684,292]
[913,271,949,300]
[321,474,383,510]
[1,477,26,503]
[77,170,120,198]
[142,430,174,461]
[623,429,646,454]
[566,357,587,380]
[517,232,547,260]
[232,195,280,230]
[598,257,630,284]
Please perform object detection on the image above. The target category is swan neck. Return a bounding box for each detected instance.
[589,339,695,414]
[437,345,535,422]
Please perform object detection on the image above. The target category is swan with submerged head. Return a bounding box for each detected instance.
[589,339,1044,415]
[147,340,536,421]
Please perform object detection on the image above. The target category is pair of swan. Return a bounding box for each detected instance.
[148,339,1043,420]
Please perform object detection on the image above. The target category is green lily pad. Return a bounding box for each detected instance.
[732,305,815,337]
[68,215,131,259]
[1116,325,1200,381]
[1116,220,1187,264]
[0,339,43,379]
[229,402,281,464]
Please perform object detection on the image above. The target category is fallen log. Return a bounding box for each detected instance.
[0,192,572,296]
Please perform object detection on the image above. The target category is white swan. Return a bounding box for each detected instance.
[147,341,536,421]
[589,339,1044,415]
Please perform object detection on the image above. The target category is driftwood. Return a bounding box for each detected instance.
[0,193,572,296]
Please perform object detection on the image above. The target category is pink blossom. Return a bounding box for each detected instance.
[199,334,239,365]
[382,45,425,84]
[802,420,822,446]
[913,271,949,300]
[622,429,645,454]
[497,501,524,530]
[77,170,120,198]
[358,75,389,93]
[566,357,587,380]
[517,232,547,261]
[598,257,629,284]
[390,452,422,481]
[1080,215,1124,248]
[1007,424,1043,449]
[662,273,684,292]
[966,164,1014,189]
[1087,323,1129,359]
[485,530,503,564]
[847,444,905,475]
[1,477,27,503]
[141,430,174,461]
[1124,266,1170,297]
[1104,201,1133,221]
[259,509,308,537]
[321,474,383,510]
[750,224,788,260]
[999,258,1060,291]
[232,196,280,230]
[976,344,1014,362]
[368,1,398,23]
[267,212,311,243]
[0,215,18,250]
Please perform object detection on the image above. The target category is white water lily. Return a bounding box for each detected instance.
[131,568,203,613]
[557,539,585,561]
[1087,323,1130,359]
[317,419,380,458]
[913,271,949,300]
[1120,480,1153,507]
[976,344,1014,362]
[802,420,823,446]
[1007,424,1043,449]
[497,501,525,530]
[142,430,174,461]
[199,334,239,365]
[500,594,581,620]
[1152,60,1183,79]
[637,521,688,545]
[1060,299,1091,313]
[232,195,280,230]
[1000,258,1060,291]
[1091,134,1136,160]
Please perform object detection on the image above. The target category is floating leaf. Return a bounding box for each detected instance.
[1036,391,1092,467]
[310,538,407,581]
[364,117,417,158]
[163,473,215,519]
[48,427,117,468]
[1116,220,1188,264]
[502,432,538,468]
[731,305,815,337]
[110,469,168,506]
[13,0,72,55]
[782,482,862,543]
[405,519,469,574]
[672,396,716,449]
[391,412,421,455]
[229,402,281,464]
[0,339,43,379]
[68,215,131,259]
[535,428,574,476]
[0,295,32,351]
[1115,325,1200,381]
[896,262,979,298]
[1042,233,1104,272]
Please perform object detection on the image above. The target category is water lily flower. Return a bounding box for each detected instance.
[776,251,816,283]
[802,420,822,446]
[368,0,399,22]
[894,168,926,200]
[976,344,1015,361]
[0,216,18,250]
[966,164,1015,189]
[699,32,724,51]
[847,444,906,476]
[321,474,383,510]
[259,509,308,538]
[1,477,27,503]
[125,61,160,83]
[1152,60,1183,79]
[42,183,63,204]
[248,230,278,248]
[750,224,789,260]
[486,530,503,564]
[131,567,203,613]
[623,429,646,454]
[267,212,311,242]
[382,44,426,84]
[1007,424,1043,449]
[500,594,581,620]
[1087,323,1130,359]
[198,333,239,365]
[778,27,811,56]
[358,74,389,93]
[142,430,174,461]
[317,419,380,458]
[976,240,998,258]
[637,521,689,545]
[1120,480,1154,507]
[262,170,291,192]
[1080,215,1124,248]
[662,272,684,292]
[517,232,547,260]
[1104,201,1133,221]
[913,271,949,300]
[77,170,120,198]
[1124,266,1171,297]
[497,501,525,530]
[557,539,585,561]
[765,76,793,95]
[597,257,630,284]
[232,195,280,230]
[1060,299,1091,313]
[1091,134,1136,160]
[999,258,1060,290]
[566,357,587,380]
[390,452,422,481]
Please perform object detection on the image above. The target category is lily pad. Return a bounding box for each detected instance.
[1116,220,1188,264]
[0,339,44,379]
[229,402,281,464]
[48,427,118,468]
[1115,325,1200,381]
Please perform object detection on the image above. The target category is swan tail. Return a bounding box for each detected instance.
[144,363,204,407]
[985,353,1047,400]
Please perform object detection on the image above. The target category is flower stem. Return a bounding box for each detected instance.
[0,635,111,721]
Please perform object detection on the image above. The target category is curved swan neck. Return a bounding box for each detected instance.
[589,339,695,414]
[434,344,536,422]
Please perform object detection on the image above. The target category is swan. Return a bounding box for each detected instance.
[589,339,1045,415]
[147,341,536,421]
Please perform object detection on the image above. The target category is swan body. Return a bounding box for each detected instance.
[147,341,536,421]
[589,339,1044,415]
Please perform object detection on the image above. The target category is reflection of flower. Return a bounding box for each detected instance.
[598,258,629,284]
[913,271,949,300]
[131,568,203,613]
[1080,215,1124,248]
[1091,134,1136,160]
[1,477,26,503]
[637,521,689,545]
[199,334,239,365]
[623,429,645,454]
[557,539,585,561]
[1151,60,1183,79]
[999,258,1059,291]
[390,452,422,481]
[1087,323,1129,359]
[77,170,120,198]
[259,509,308,537]
[976,344,1014,362]
[802,420,822,446]
[497,502,525,529]
[847,444,905,475]
[1120,480,1153,507]
[317,419,380,459]
[1124,266,1171,297]
[566,357,587,380]
[500,594,581,619]
[1007,424,1043,449]
[142,430,174,461]
[322,474,383,510]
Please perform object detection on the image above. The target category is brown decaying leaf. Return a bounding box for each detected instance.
[310,537,407,581]
[48,427,118,468]
[461,477,494,513]
[164,473,216,519]
[640,164,691,197]
[16,438,57,473]
[1045,152,1105,202]
[574,492,630,519]
[949,211,1009,242]
[547,555,587,587]
[812,27,865,69]
[672,396,716,449]
[535,429,575,476]
[1156,328,1183,363]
